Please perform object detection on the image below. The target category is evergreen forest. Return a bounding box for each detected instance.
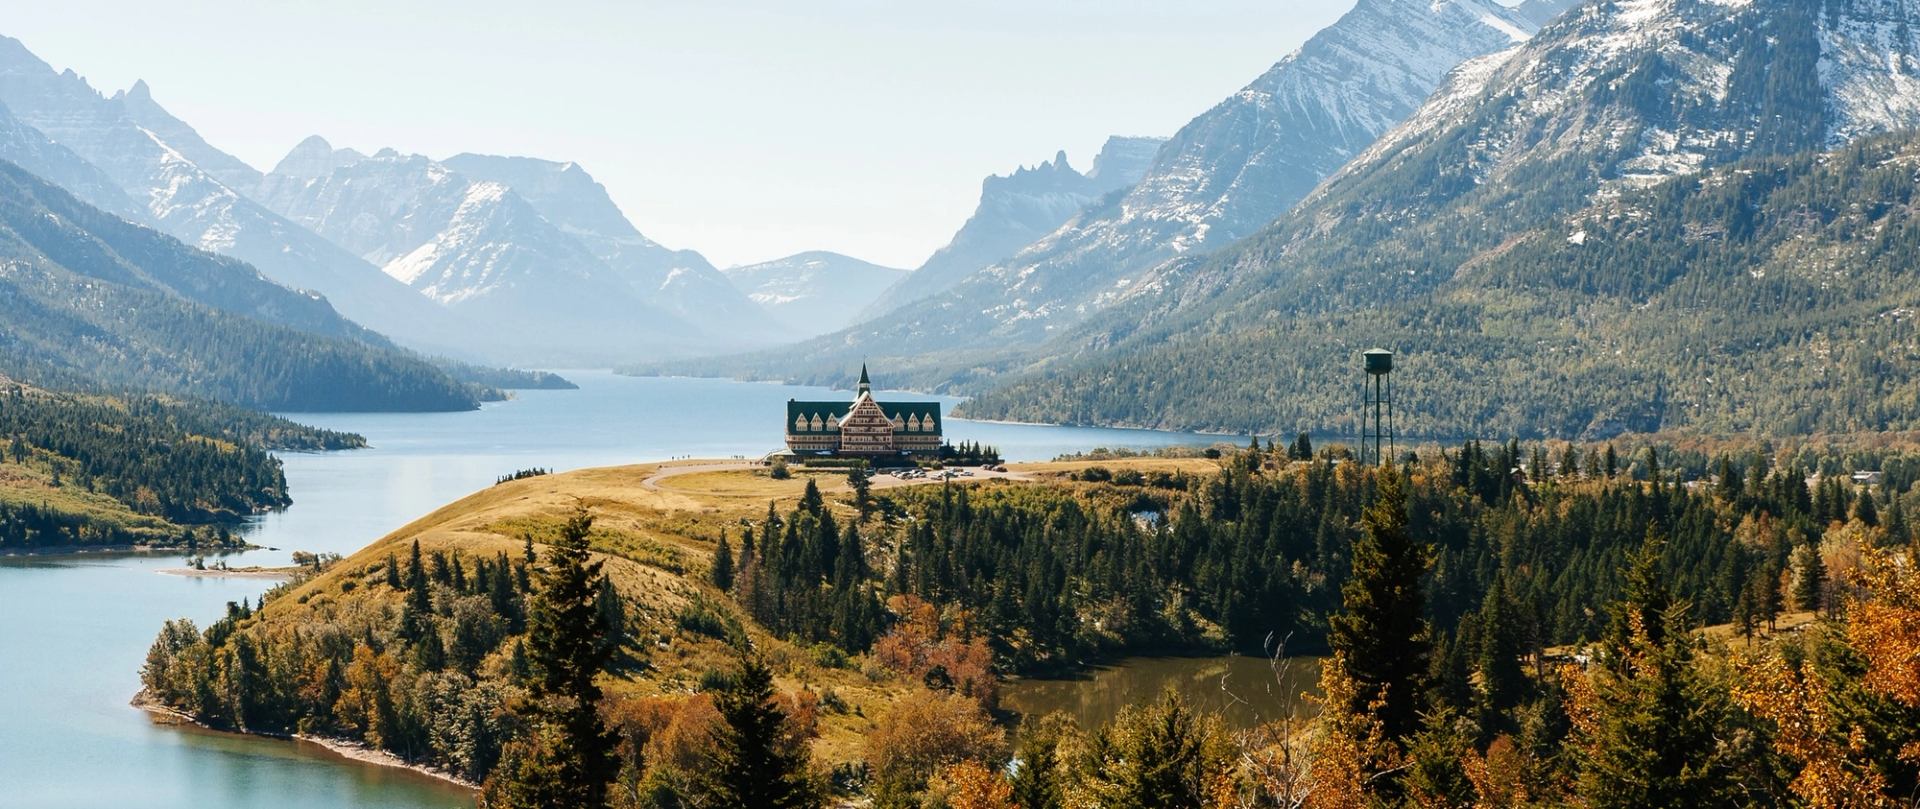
[139,440,1920,807]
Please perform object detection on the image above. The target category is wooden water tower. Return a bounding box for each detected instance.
[1362,349,1394,466]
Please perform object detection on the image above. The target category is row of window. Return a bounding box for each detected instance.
[791,412,938,432]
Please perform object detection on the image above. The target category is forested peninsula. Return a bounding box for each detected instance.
[0,381,361,550]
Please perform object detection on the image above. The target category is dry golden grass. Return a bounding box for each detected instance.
[259,460,954,768]
[654,468,850,501]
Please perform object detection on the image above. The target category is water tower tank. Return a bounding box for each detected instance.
[1363,349,1394,376]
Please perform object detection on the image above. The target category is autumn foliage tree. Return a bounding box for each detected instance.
[867,689,1006,807]
[1736,545,1920,807]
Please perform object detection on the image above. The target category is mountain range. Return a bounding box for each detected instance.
[961,0,1920,438]
[252,141,777,366]
[0,158,484,411]
[0,35,799,369]
[0,38,483,359]
[721,251,905,336]
[860,136,1164,319]
[685,0,1573,388]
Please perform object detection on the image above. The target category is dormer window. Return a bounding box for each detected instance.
[794,414,808,431]
[810,414,823,431]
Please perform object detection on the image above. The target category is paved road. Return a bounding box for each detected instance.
[638,460,1031,492]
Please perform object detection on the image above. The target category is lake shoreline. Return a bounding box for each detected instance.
[158,566,296,580]
[0,542,259,559]
[132,691,479,791]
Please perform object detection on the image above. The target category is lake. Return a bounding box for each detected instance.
[0,372,1230,808]
[1002,654,1324,734]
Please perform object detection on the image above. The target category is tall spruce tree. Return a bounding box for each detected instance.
[485,510,620,809]
[1328,467,1431,742]
[1475,572,1529,734]
[1074,689,1232,809]
[1793,541,1827,615]
[847,463,874,520]
[1573,538,1741,807]
[1854,487,1880,527]
[713,534,736,591]
[703,647,818,808]
[1009,714,1071,809]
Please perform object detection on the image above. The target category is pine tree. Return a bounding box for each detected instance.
[1009,714,1070,809]
[594,575,626,659]
[1327,466,1431,743]
[1074,689,1231,809]
[702,647,818,808]
[713,534,735,592]
[406,540,429,606]
[1793,541,1827,615]
[1755,562,1784,631]
[847,464,873,520]
[485,511,619,809]
[1854,487,1879,527]
[1885,496,1911,547]
[799,479,823,515]
[1571,539,1741,807]
[1475,573,1529,733]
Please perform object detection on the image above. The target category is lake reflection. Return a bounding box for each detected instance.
[1002,654,1325,733]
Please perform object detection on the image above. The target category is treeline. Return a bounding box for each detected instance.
[140,440,1920,806]
[0,386,359,546]
[728,439,1917,678]
[496,468,552,485]
[937,441,1001,465]
[435,360,577,393]
[897,468,1920,809]
[141,533,611,782]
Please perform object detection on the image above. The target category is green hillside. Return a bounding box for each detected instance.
[0,159,487,412]
[0,381,360,549]
[963,133,1920,438]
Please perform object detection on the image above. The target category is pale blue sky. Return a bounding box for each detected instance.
[8,1,1354,268]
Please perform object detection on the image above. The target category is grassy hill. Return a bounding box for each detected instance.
[142,456,1219,769]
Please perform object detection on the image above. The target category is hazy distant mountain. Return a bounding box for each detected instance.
[680,0,1561,388]
[257,142,775,365]
[440,153,773,336]
[861,135,1164,319]
[0,102,140,220]
[0,159,480,411]
[722,251,906,335]
[0,37,474,358]
[114,79,263,192]
[964,0,1920,438]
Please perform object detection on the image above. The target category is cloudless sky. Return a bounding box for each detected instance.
[8,1,1355,268]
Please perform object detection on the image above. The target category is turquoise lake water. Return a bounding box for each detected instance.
[0,372,1226,808]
